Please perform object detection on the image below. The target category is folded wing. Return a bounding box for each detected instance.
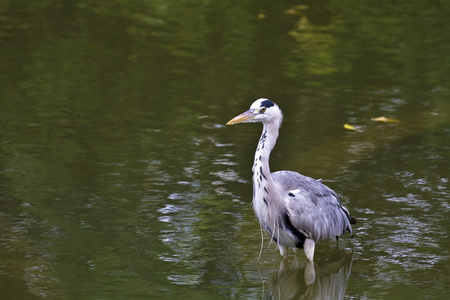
[272,171,354,242]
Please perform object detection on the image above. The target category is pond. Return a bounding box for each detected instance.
[0,1,449,299]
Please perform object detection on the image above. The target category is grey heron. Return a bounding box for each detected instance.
[227,98,357,261]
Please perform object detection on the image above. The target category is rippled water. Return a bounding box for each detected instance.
[0,1,449,299]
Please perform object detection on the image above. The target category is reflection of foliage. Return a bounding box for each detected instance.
[289,14,339,76]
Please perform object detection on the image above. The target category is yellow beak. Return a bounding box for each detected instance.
[226,110,257,125]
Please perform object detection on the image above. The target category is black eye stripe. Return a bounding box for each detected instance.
[260,99,274,108]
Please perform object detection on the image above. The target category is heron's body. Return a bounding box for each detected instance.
[227,98,356,261]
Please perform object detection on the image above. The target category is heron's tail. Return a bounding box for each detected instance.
[341,205,357,225]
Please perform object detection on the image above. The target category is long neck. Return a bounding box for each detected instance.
[253,122,279,186]
[252,122,280,228]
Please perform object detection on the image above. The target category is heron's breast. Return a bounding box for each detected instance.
[252,183,269,223]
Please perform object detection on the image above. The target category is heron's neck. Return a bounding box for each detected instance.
[253,123,278,184]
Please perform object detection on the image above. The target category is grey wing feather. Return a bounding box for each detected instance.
[272,171,353,242]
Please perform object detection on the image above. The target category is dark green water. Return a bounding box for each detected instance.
[0,1,449,299]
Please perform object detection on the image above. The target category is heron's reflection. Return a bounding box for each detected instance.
[265,249,353,300]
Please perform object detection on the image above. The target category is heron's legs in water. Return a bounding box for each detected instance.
[279,239,315,262]
[279,244,289,258]
[304,238,316,262]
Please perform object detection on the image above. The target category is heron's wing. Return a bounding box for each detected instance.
[272,171,352,242]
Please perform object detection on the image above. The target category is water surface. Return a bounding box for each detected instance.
[0,1,449,299]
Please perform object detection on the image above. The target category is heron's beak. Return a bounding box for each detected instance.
[226,110,257,125]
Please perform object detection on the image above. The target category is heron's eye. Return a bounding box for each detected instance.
[260,107,267,113]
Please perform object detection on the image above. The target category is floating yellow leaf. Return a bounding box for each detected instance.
[285,9,302,15]
[257,13,266,19]
[371,116,400,123]
[343,123,356,130]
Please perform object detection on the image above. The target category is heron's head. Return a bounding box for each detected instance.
[226,98,283,126]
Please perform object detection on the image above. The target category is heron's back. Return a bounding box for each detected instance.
[271,170,354,242]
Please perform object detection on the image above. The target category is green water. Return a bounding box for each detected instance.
[0,1,449,299]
